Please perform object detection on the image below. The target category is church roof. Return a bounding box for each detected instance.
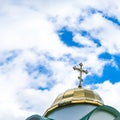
[80,105,120,120]
[26,114,53,120]
[26,105,120,120]
[44,87,104,116]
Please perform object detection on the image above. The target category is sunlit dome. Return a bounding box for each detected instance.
[44,63,104,117]
[44,87,104,116]
[26,63,120,120]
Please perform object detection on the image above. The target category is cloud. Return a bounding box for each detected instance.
[0,0,120,120]
[93,81,120,112]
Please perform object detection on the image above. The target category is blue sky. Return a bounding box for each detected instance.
[0,1,120,120]
[57,24,120,86]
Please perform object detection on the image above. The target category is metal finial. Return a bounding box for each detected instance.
[73,63,88,88]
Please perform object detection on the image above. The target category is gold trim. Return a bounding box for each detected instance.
[44,100,103,117]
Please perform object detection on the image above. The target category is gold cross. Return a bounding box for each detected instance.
[73,63,88,88]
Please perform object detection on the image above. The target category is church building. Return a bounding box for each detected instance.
[26,63,120,120]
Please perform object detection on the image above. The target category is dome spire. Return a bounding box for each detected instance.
[73,63,88,88]
[44,63,104,117]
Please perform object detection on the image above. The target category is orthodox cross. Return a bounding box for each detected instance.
[73,63,88,88]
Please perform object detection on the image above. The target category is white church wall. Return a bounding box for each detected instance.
[47,104,97,120]
[89,110,115,120]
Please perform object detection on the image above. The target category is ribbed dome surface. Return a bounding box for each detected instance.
[44,88,104,116]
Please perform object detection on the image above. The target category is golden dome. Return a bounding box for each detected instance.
[44,88,104,116]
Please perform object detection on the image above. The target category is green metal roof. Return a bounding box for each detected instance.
[114,115,120,120]
[26,114,54,120]
[80,105,120,120]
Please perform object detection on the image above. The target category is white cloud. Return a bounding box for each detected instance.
[0,0,120,120]
[94,81,120,112]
